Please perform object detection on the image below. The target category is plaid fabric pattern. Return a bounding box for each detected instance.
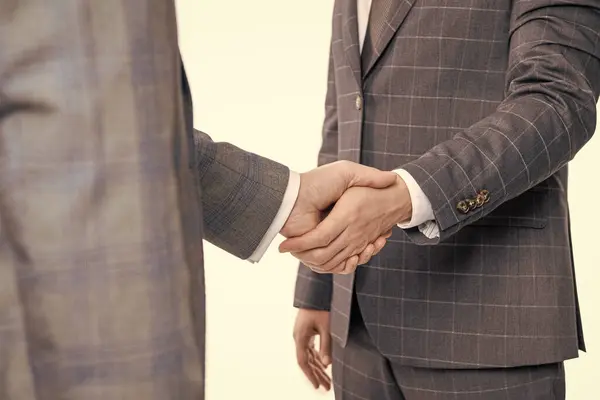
[333,309,566,400]
[0,1,288,399]
[295,0,600,369]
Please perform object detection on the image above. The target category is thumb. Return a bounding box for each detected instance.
[348,165,398,189]
[319,330,332,366]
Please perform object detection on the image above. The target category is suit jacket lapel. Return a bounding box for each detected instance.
[341,0,362,86]
[362,0,416,79]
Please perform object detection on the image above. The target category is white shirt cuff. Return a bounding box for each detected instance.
[247,170,301,263]
[393,169,440,239]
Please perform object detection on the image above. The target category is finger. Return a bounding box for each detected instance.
[317,231,388,273]
[291,228,351,269]
[295,336,319,389]
[345,163,399,189]
[308,347,327,368]
[299,352,319,388]
[280,213,346,254]
[309,231,391,274]
[307,265,329,274]
[318,330,332,367]
[306,259,344,275]
[308,357,331,390]
[371,235,389,257]
[292,242,358,274]
[300,233,366,274]
[340,255,359,275]
[322,254,359,275]
[312,232,363,273]
[314,254,359,275]
[373,230,393,256]
[307,347,331,390]
[356,243,375,266]
[309,347,331,382]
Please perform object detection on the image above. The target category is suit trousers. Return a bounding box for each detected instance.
[332,295,565,400]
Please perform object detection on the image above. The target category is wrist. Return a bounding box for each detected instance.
[391,174,412,224]
[279,171,305,238]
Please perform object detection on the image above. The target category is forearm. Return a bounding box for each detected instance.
[247,171,300,263]
[193,130,290,259]
[401,1,600,242]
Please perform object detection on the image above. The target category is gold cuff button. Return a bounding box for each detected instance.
[457,200,469,214]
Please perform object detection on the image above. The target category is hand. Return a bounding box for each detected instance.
[280,174,412,272]
[293,309,332,391]
[281,161,397,273]
[281,161,397,237]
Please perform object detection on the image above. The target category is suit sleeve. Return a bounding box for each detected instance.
[192,130,290,260]
[179,64,291,260]
[401,0,600,244]
[293,41,338,311]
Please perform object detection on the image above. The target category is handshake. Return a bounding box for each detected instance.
[278,161,412,274]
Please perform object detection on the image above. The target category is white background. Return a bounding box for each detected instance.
[176,1,600,398]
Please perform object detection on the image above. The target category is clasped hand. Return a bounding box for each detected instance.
[279,161,412,274]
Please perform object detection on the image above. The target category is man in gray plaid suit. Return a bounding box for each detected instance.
[0,1,403,399]
[289,0,600,399]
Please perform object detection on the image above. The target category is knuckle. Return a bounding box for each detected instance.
[347,215,359,226]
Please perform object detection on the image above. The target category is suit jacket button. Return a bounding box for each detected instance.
[355,95,363,110]
[457,200,469,214]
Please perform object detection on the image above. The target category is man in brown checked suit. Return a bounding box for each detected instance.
[288,0,600,399]
[0,1,403,399]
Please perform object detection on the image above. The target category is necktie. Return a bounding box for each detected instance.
[361,0,390,72]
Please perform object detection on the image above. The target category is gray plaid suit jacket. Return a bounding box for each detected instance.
[0,1,288,399]
[295,0,600,369]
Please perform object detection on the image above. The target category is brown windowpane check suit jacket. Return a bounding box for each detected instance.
[0,1,288,398]
[295,0,600,369]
